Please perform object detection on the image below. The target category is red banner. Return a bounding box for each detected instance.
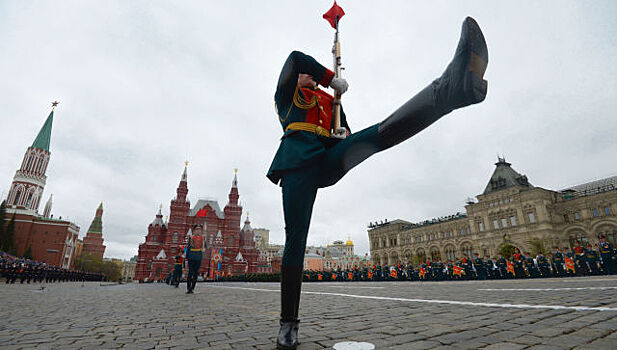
[390,269,397,278]
[565,257,576,272]
[453,265,462,276]
[507,261,515,276]
[419,267,426,278]
[347,272,353,280]
[323,1,345,29]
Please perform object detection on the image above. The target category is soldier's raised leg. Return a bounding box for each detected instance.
[320,17,488,187]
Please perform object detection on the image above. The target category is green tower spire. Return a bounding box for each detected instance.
[31,110,54,151]
[87,202,104,234]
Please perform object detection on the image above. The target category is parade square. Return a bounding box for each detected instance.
[2,2,617,350]
[1,276,617,349]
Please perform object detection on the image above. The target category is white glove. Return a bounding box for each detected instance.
[332,127,348,139]
[329,77,348,94]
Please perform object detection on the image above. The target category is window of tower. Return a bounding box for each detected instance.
[14,189,22,205]
[172,232,178,243]
[229,235,234,245]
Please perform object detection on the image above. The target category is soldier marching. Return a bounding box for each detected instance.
[1,252,105,284]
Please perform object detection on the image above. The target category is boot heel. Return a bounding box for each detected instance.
[466,70,488,104]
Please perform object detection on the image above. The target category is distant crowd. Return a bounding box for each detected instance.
[303,238,617,282]
[146,237,617,284]
[1,251,106,284]
[211,237,617,283]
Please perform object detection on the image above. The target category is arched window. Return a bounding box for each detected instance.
[172,232,178,243]
[26,192,34,207]
[444,245,457,261]
[597,225,617,246]
[26,156,33,171]
[461,243,473,258]
[569,231,588,246]
[416,249,426,263]
[34,156,41,174]
[404,250,413,262]
[430,248,441,261]
[14,189,22,205]
[229,235,234,246]
[389,251,398,263]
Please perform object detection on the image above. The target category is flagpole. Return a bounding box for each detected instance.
[332,16,342,133]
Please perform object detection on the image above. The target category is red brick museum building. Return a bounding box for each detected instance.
[134,167,270,281]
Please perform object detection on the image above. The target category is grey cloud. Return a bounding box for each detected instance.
[1,1,616,259]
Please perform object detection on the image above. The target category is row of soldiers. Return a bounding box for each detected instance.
[303,237,617,282]
[1,252,105,284]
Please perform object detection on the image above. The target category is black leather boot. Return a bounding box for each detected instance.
[276,319,300,350]
[277,265,303,349]
[378,16,488,149]
[186,277,194,293]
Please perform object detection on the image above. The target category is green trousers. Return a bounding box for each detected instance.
[281,124,382,267]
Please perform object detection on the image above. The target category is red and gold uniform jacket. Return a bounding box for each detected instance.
[174,255,184,269]
[187,236,204,261]
[267,51,351,185]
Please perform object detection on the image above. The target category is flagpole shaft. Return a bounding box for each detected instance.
[332,23,341,132]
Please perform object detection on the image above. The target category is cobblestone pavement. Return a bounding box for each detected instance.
[1,276,617,349]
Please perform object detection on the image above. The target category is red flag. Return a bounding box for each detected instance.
[390,269,397,278]
[507,261,515,276]
[453,266,462,276]
[196,208,208,217]
[419,267,426,278]
[347,272,353,280]
[367,271,373,279]
[565,258,576,272]
[323,1,345,29]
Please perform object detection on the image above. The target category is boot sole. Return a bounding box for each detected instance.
[463,17,488,103]
[276,343,297,350]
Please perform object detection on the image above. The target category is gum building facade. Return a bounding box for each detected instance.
[369,158,617,265]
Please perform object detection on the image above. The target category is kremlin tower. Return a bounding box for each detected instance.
[3,103,80,268]
[6,106,54,212]
[82,202,106,259]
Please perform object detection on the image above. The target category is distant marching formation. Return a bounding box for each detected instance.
[303,237,617,282]
[1,252,105,284]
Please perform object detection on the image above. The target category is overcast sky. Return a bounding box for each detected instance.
[1,1,616,260]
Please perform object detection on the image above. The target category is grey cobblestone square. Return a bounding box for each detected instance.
[1,276,617,349]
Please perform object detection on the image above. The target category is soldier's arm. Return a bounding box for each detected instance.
[275,51,335,111]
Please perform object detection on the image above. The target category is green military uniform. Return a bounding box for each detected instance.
[273,17,489,350]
